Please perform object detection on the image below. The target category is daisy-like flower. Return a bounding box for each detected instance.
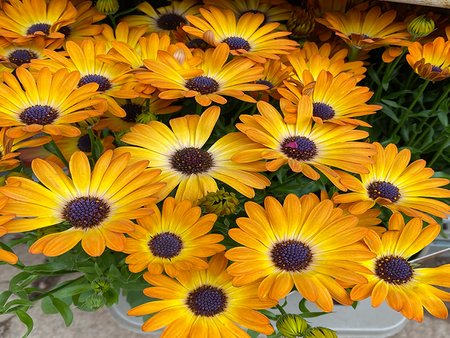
[183,7,298,63]
[203,0,293,24]
[0,0,77,47]
[406,37,450,81]
[0,67,105,138]
[254,59,292,100]
[333,142,450,223]
[121,0,201,35]
[226,194,375,311]
[0,150,165,257]
[115,106,270,202]
[93,97,181,132]
[0,127,51,172]
[279,70,381,126]
[128,253,277,336]
[30,39,139,117]
[316,7,410,53]
[234,99,376,190]
[286,42,366,85]
[124,197,225,276]
[137,43,267,106]
[96,21,148,52]
[0,36,48,71]
[351,213,450,321]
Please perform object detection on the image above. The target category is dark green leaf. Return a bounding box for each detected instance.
[50,295,74,326]
[300,311,330,318]
[247,329,261,338]
[9,272,37,292]
[24,262,69,274]
[15,309,33,338]
[53,283,91,299]
[41,297,59,314]
[0,290,12,308]
[379,103,399,122]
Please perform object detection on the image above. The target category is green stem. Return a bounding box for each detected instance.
[392,80,430,135]
[108,15,116,29]
[428,139,450,167]
[276,304,287,315]
[195,104,202,115]
[347,46,360,61]
[374,48,407,102]
[113,7,137,20]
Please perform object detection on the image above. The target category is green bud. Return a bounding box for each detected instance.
[407,16,435,38]
[198,188,239,216]
[96,0,120,15]
[304,327,338,338]
[276,313,309,338]
[136,101,158,124]
[91,277,110,293]
[84,292,106,310]
[286,8,315,39]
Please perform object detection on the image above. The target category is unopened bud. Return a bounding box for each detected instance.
[198,188,239,216]
[276,313,309,338]
[408,15,435,38]
[304,327,338,338]
[287,8,315,39]
[96,0,119,15]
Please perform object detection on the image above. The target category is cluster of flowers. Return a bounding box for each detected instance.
[0,0,449,337]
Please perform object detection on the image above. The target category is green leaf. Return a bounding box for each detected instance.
[0,290,12,309]
[379,103,399,122]
[41,297,59,315]
[9,272,37,292]
[53,283,91,299]
[4,299,33,312]
[247,329,261,338]
[24,262,69,274]
[15,309,33,338]
[299,311,330,318]
[50,295,74,326]
[298,298,309,313]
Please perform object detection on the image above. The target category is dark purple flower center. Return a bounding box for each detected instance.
[58,25,72,37]
[367,181,401,202]
[77,134,92,152]
[431,65,442,73]
[170,147,214,175]
[186,285,227,317]
[271,240,313,272]
[78,74,112,92]
[62,197,110,229]
[156,13,187,30]
[148,232,183,259]
[281,136,317,162]
[375,256,413,284]
[313,102,335,120]
[185,76,219,94]
[222,36,251,51]
[20,105,59,125]
[27,23,51,35]
[8,49,38,66]
[121,103,143,123]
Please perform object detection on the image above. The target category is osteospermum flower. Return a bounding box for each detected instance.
[226,194,374,311]
[286,42,366,85]
[183,7,298,63]
[235,99,376,190]
[124,197,225,276]
[30,39,139,117]
[0,0,77,47]
[121,0,200,35]
[128,253,277,336]
[333,142,450,223]
[351,214,450,321]
[406,37,450,81]
[279,70,381,126]
[316,7,410,53]
[0,150,165,257]
[116,106,270,201]
[0,127,51,172]
[0,36,49,71]
[93,97,182,132]
[137,43,267,106]
[203,0,293,24]
[254,59,292,100]
[0,67,104,138]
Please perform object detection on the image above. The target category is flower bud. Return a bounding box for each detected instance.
[287,8,315,39]
[96,0,119,15]
[276,313,309,338]
[304,327,338,338]
[407,16,435,38]
[198,188,239,216]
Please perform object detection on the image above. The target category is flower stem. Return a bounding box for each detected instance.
[276,304,287,315]
[392,80,430,135]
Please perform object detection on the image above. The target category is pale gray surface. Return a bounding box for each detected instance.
[0,244,448,338]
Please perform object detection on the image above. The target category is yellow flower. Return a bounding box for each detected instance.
[406,37,450,81]
[183,6,298,63]
[0,150,164,257]
[235,99,376,190]
[128,253,277,336]
[124,197,225,276]
[333,142,450,223]
[116,106,270,201]
[0,67,104,139]
[226,194,375,311]
[351,213,450,322]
